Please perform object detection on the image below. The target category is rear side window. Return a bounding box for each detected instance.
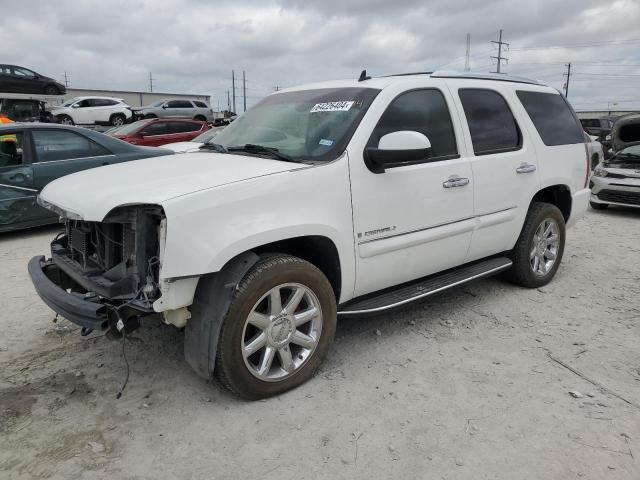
[167,122,201,134]
[369,89,458,160]
[459,89,521,155]
[141,122,167,136]
[166,100,193,108]
[193,101,208,108]
[517,91,584,146]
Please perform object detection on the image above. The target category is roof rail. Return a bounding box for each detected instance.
[430,70,544,86]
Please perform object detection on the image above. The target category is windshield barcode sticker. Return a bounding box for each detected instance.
[310,101,354,113]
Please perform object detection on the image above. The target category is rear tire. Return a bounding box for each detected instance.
[506,202,565,288]
[590,201,608,210]
[44,85,59,95]
[109,113,126,126]
[194,115,207,122]
[56,114,74,125]
[215,254,336,400]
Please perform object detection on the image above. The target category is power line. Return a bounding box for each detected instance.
[491,29,509,74]
[511,38,640,51]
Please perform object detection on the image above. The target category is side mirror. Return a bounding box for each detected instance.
[364,131,432,174]
[71,104,80,108]
[162,104,168,109]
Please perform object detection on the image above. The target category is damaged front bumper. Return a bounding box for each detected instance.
[29,255,120,330]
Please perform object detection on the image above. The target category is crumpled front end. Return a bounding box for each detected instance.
[28,204,197,333]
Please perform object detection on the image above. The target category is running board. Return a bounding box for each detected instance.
[338,257,512,315]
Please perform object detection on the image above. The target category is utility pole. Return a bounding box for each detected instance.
[149,72,154,92]
[63,71,69,87]
[242,70,247,112]
[563,62,571,97]
[231,70,236,114]
[274,85,280,92]
[491,29,509,74]
[227,90,230,111]
[464,33,471,72]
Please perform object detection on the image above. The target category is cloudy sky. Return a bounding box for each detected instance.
[3,0,640,112]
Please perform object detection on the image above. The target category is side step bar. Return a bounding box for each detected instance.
[338,257,512,315]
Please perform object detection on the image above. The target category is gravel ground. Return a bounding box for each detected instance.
[1,207,639,480]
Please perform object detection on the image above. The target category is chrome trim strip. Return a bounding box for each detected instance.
[338,261,512,315]
[0,183,38,193]
[34,154,116,165]
[357,206,517,245]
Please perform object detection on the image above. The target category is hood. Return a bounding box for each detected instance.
[161,141,202,153]
[39,152,308,221]
[612,114,640,152]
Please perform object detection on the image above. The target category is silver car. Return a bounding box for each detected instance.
[590,114,640,209]
[132,99,214,122]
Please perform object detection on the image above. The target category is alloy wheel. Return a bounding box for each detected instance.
[241,283,323,382]
[530,218,559,276]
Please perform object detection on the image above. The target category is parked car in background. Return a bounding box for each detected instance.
[584,131,604,169]
[51,97,132,126]
[131,99,214,122]
[580,117,614,139]
[108,117,210,147]
[160,126,225,152]
[0,124,173,232]
[0,98,53,123]
[590,113,640,209]
[0,65,66,95]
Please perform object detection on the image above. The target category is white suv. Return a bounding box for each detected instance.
[29,71,590,399]
[52,96,132,126]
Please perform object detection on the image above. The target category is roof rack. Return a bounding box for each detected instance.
[430,70,544,86]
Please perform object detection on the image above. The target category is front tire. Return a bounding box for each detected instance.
[109,113,126,126]
[215,254,336,400]
[506,202,565,288]
[56,114,74,125]
[44,85,59,95]
[590,201,608,210]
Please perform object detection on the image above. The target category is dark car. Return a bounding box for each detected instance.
[580,117,614,139]
[0,65,66,95]
[0,124,173,232]
[108,117,210,147]
[0,98,53,122]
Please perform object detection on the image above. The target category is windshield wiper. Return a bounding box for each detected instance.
[227,144,298,163]
[198,143,228,153]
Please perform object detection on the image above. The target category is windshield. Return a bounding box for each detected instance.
[192,127,224,143]
[108,119,152,136]
[62,98,80,107]
[610,144,640,163]
[213,87,379,162]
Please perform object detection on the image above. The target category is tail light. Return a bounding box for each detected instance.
[583,143,590,187]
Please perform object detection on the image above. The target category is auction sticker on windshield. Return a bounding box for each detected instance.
[310,101,354,113]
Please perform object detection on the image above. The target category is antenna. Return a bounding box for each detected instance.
[358,70,371,82]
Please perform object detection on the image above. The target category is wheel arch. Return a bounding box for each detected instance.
[530,184,572,222]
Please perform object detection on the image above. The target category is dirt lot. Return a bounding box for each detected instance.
[1,207,639,480]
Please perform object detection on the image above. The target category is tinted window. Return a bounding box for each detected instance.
[193,101,208,108]
[459,89,520,155]
[0,65,10,75]
[0,132,24,166]
[92,98,118,107]
[32,130,110,162]
[12,67,36,78]
[141,122,167,136]
[166,100,193,108]
[167,122,201,134]
[369,89,457,159]
[517,91,584,146]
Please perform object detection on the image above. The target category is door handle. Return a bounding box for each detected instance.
[443,175,470,188]
[516,163,537,174]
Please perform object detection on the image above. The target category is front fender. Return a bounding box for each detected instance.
[159,157,356,302]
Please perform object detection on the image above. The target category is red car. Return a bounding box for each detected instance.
[109,117,210,147]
